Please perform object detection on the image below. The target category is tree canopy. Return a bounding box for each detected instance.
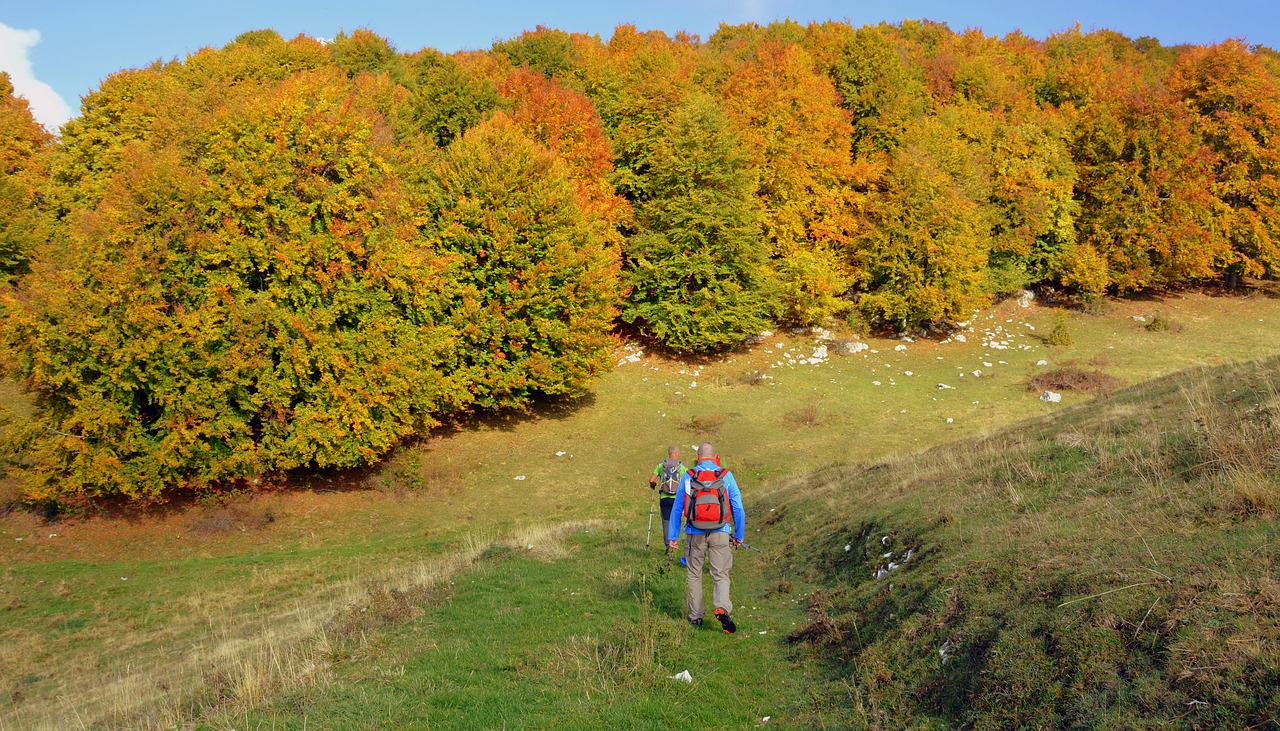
[3,22,1280,501]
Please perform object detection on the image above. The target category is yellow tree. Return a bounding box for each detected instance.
[1169,40,1280,284]
[0,72,53,280]
[715,39,860,324]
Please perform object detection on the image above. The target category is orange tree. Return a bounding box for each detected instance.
[1169,40,1280,285]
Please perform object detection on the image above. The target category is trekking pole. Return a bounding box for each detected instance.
[645,486,656,548]
[736,542,763,553]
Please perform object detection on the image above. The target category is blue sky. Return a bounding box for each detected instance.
[3,0,1279,131]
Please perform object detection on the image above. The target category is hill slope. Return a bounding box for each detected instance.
[763,356,1279,728]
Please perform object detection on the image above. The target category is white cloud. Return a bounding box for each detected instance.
[0,22,73,133]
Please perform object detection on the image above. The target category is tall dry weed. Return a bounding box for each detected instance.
[1182,372,1280,514]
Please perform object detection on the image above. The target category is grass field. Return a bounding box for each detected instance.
[2,289,1279,729]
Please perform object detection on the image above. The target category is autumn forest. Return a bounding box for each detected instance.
[1,21,1278,502]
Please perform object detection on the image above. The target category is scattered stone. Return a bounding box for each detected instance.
[514,475,527,480]
[1040,391,1062,403]
[1036,359,1048,366]
[895,344,908,352]
[937,383,953,390]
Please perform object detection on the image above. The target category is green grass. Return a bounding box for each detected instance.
[2,291,1280,729]
[764,357,1280,729]
[208,528,812,730]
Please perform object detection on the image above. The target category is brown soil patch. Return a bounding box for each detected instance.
[1028,366,1122,395]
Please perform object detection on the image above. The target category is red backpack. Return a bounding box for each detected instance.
[685,467,731,530]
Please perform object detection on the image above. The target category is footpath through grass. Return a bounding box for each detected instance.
[2,291,1280,728]
[208,527,816,730]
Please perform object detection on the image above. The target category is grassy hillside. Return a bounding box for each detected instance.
[766,356,1279,729]
[2,292,1279,729]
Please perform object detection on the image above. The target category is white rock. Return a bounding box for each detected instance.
[1036,359,1048,366]
[1040,391,1062,403]
[946,418,954,423]
[555,451,566,457]
[895,344,908,352]
[971,370,982,377]
[954,334,967,343]
[514,475,527,480]
[668,670,693,682]
[937,383,953,389]
[844,544,852,552]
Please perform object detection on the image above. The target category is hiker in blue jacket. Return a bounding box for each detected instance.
[666,441,745,633]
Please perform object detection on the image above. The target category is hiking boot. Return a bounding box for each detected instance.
[714,608,736,634]
[689,618,703,628]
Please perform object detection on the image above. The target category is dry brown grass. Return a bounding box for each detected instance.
[783,399,826,428]
[1028,366,1122,395]
[185,502,276,536]
[681,413,727,437]
[1182,373,1280,514]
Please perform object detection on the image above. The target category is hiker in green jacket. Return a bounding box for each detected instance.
[649,445,686,547]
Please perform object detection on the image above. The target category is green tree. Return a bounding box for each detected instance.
[426,113,623,409]
[621,93,777,351]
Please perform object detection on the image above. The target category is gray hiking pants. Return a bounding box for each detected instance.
[685,531,733,621]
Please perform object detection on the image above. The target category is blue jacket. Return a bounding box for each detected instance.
[667,460,746,542]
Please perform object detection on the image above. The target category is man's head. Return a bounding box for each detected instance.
[697,442,715,461]
[668,444,680,458]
